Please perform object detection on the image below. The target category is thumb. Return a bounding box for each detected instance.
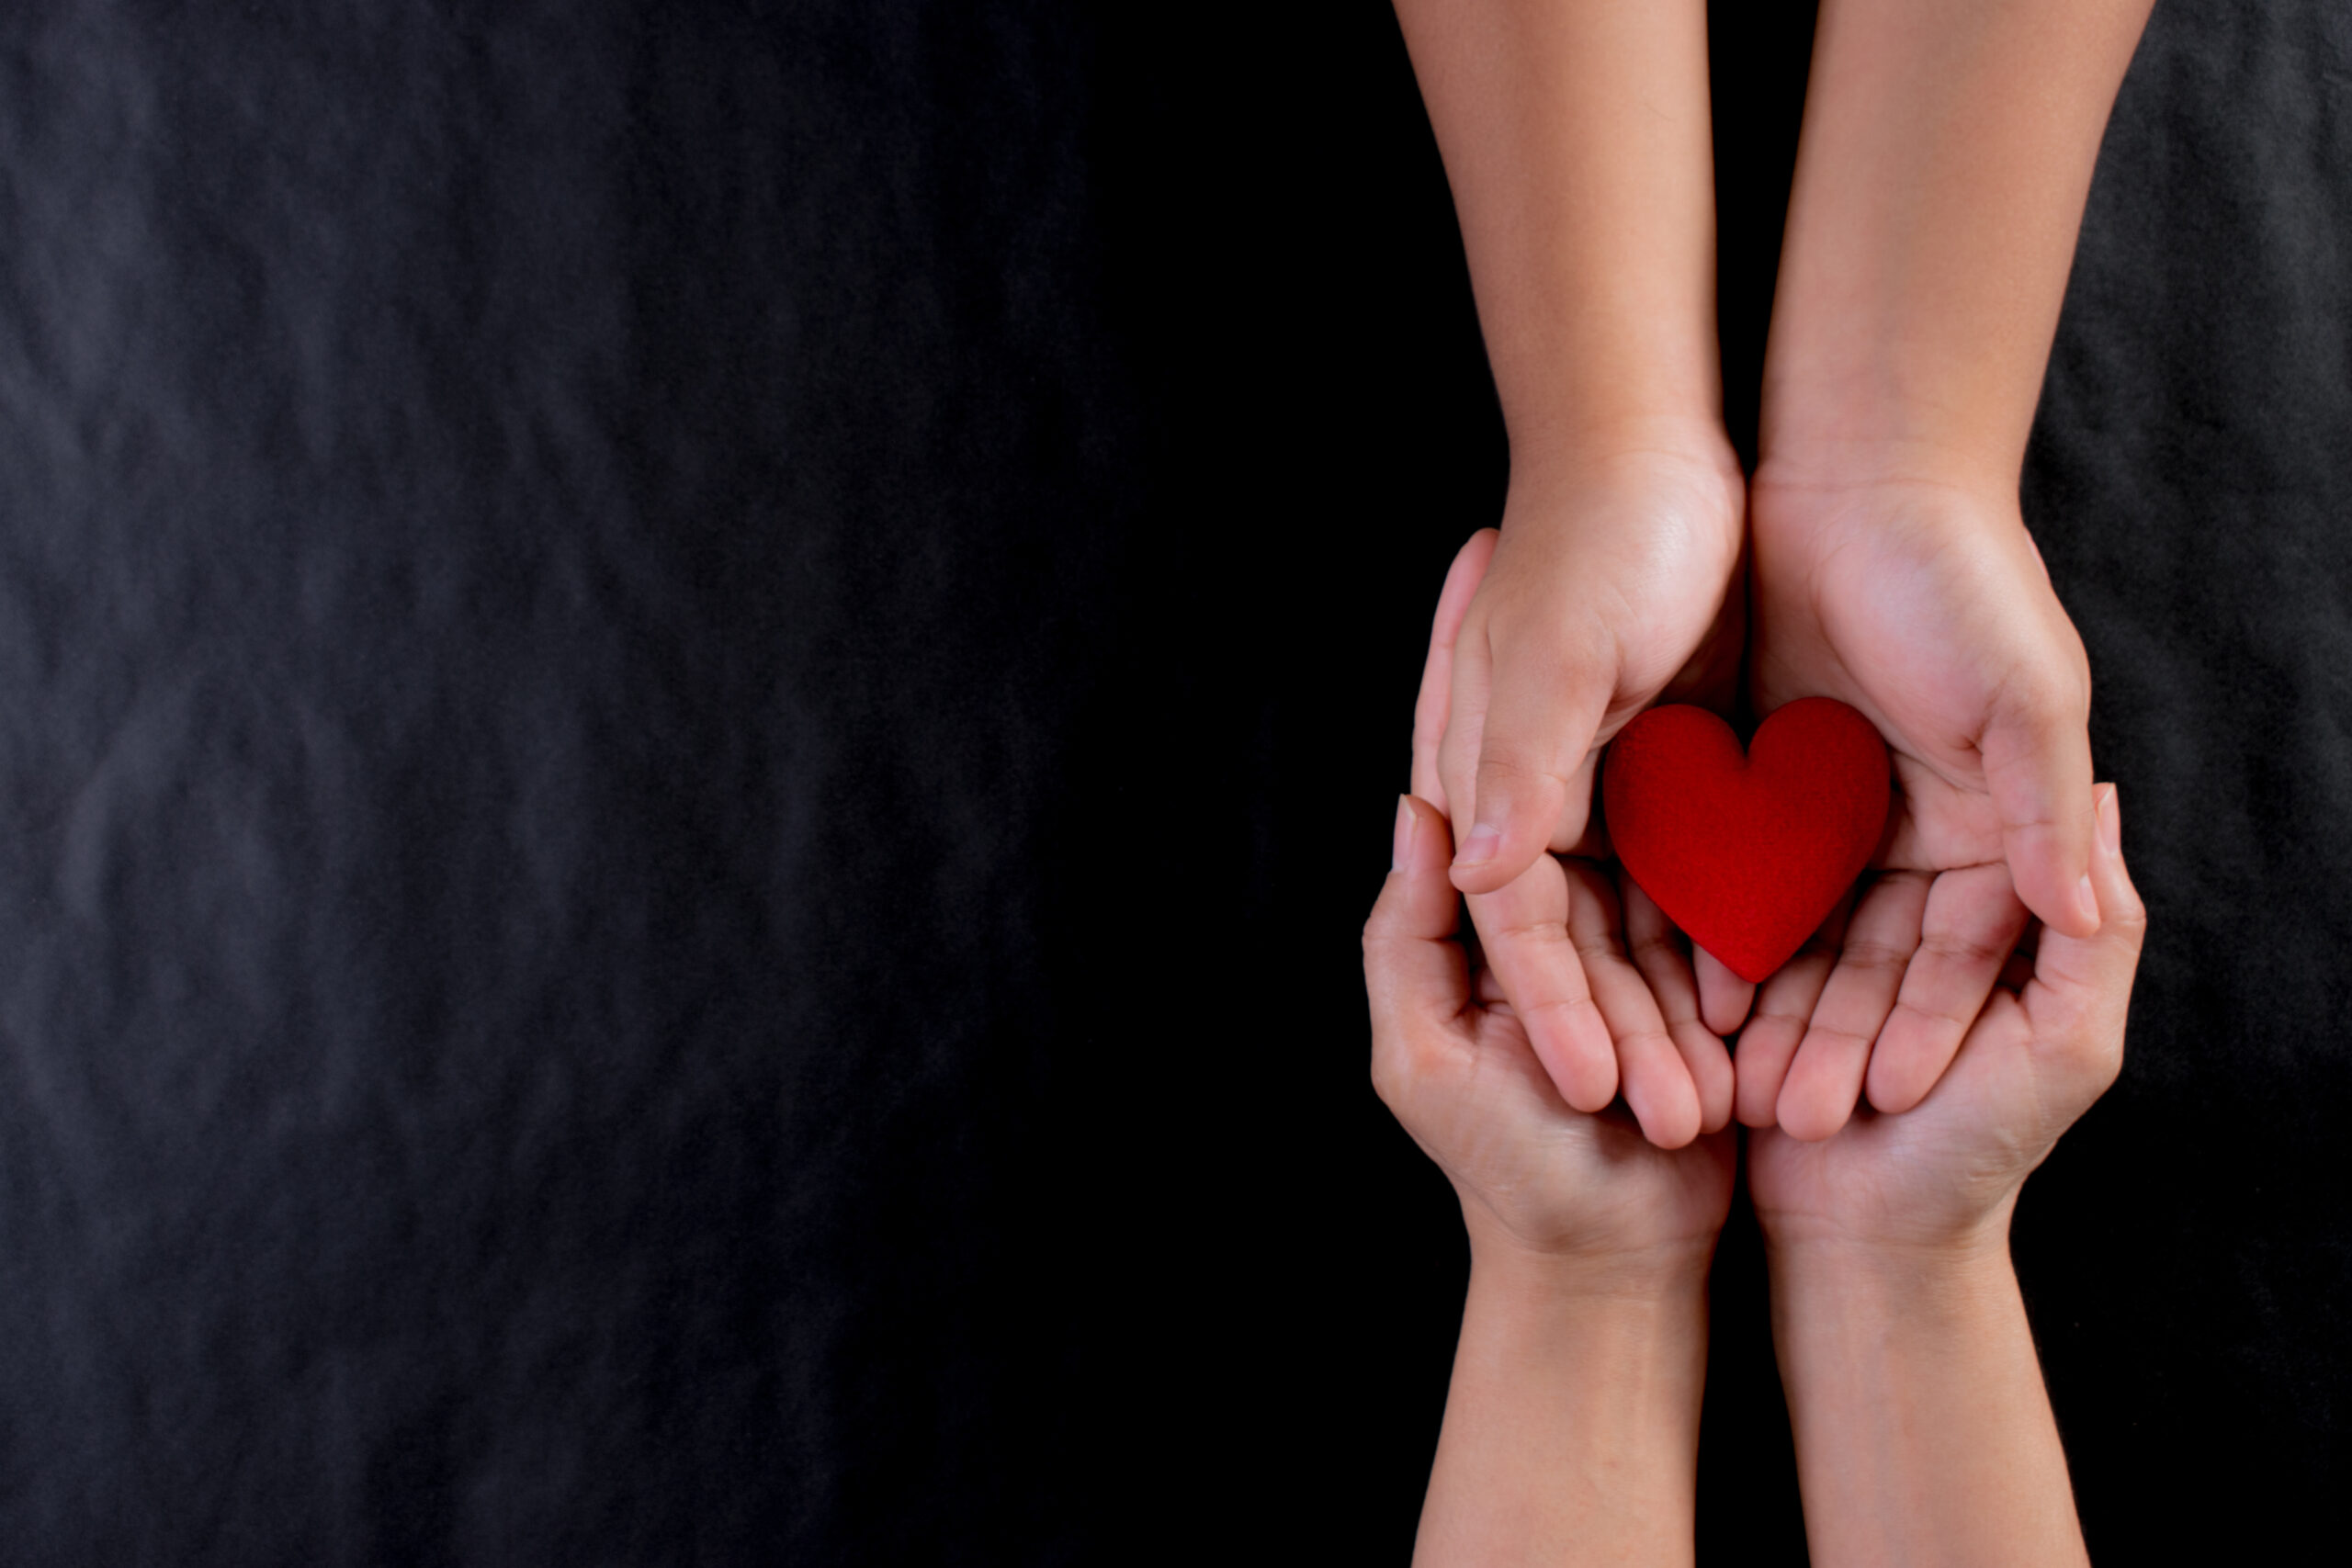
[1981,680,2101,939]
[2020,783,2146,1096]
[1410,530,1499,809]
[1448,627,1611,895]
[1364,795,1473,1032]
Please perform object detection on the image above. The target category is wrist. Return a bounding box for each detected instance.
[1506,417,1743,513]
[1745,455,2029,567]
[1761,1220,2016,1310]
[1756,366,2030,504]
[1765,1221,2089,1565]
[1466,1217,1719,1312]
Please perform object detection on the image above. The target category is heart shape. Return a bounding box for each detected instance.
[1600,699,1892,984]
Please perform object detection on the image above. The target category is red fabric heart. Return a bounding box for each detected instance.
[1600,699,1892,984]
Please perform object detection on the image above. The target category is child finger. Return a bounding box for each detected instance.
[1411,530,1498,808]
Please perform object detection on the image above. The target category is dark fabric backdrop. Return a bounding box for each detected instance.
[0,2,2344,1562]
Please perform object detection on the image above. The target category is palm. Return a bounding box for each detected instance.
[1748,497,2034,877]
[1744,960,2103,1252]
[1395,924,1736,1263]
[1412,450,1748,1151]
[1731,483,2090,1134]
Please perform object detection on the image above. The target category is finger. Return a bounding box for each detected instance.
[1436,620,1492,841]
[1982,677,2100,940]
[1623,879,1736,1135]
[1732,897,1849,1128]
[1777,872,1930,1141]
[1411,530,1499,809]
[1864,864,2030,1114]
[1564,865,1702,1149]
[1693,943,1757,1037]
[1464,858,1618,1114]
[1363,796,1474,1043]
[1449,622,1613,897]
[2019,783,2147,1099]
[1547,750,1611,860]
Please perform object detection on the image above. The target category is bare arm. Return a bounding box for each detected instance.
[1747,783,2146,1564]
[1391,0,1747,1149]
[1733,0,2157,1143]
[1417,1256,1711,1566]
[1761,0,2159,492]
[1769,1239,2089,1566]
[1391,0,1723,472]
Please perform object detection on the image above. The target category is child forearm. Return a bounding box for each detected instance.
[1415,1247,1713,1567]
[1758,0,2158,493]
[1767,1232,2090,1567]
[1391,0,1724,479]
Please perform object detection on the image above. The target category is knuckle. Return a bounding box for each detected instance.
[1888,994,1971,1035]
[1802,1020,1876,1056]
[1837,937,1914,976]
[1485,914,1569,945]
[1918,927,2013,968]
[1522,992,1607,1035]
[1368,1029,1434,1111]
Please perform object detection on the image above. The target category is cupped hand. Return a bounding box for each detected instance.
[1365,794,1736,1270]
[1433,447,1747,886]
[1411,446,1748,1146]
[1735,473,2101,1139]
[1746,783,2143,1255]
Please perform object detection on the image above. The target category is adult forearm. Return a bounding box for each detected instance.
[1759,0,2156,491]
[1392,0,1724,479]
[1415,1247,1711,1566]
[1767,1235,2088,1567]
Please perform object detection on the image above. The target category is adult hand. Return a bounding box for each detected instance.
[1734,473,2099,1139]
[1412,446,1747,1147]
[1368,791,1736,1565]
[1747,782,2143,1252]
[1366,793,1736,1268]
[1752,783,2142,1566]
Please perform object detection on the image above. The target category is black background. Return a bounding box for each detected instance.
[0,2,2346,1562]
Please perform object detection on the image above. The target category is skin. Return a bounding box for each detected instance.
[1412,529,1741,1151]
[1364,785,2146,1564]
[1390,0,1746,1147]
[1391,0,2157,1145]
[1738,0,2160,1140]
[1753,782,2146,1563]
[1367,792,1734,1566]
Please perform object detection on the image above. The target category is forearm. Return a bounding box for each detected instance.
[1415,1246,1711,1566]
[1759,0,2156,492]
[1392,0,1724,478]
[1767,1234,2087,1567]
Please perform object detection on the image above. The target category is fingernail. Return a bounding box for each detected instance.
[2075,873,2098,927]
[1392,795,1416,871]
[2097,784,2121,856]
[1455,822,1501,868]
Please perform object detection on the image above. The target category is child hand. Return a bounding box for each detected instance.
[1747,784,2143,1253]
[1734,476,2099,1138]
[1411,459,1747,1146]
[1364,794,1736,1266]
[1430,451,1746,886]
